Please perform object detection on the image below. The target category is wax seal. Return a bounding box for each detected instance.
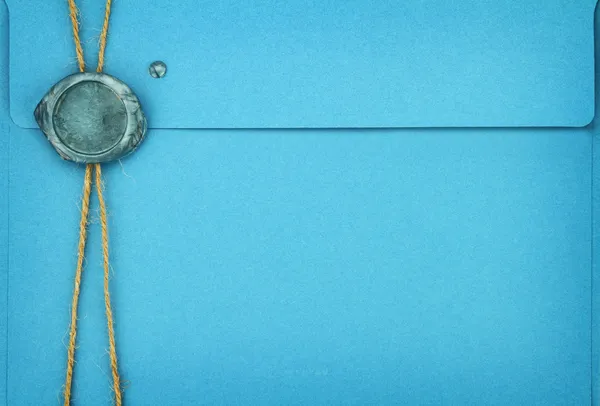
[35,72,147,163]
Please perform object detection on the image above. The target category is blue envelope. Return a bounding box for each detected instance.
[1,0,599,404]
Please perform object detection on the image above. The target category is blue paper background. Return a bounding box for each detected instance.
[1,1,600,405]
[5,0,598,129]
[0,0,8,402]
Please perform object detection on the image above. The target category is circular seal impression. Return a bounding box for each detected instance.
[34,73,147,163]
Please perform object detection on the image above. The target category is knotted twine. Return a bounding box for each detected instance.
[63,0,122,404]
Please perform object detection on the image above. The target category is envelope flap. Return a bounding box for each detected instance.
[7,0,597,129]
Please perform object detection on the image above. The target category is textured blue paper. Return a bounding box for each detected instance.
[1,1,599,406]
[0,1,8,402]
[5,0,597,129]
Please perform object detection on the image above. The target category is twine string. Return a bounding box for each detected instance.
[63,164,92,405]
[63,0,122,404]
[95,163,122,405]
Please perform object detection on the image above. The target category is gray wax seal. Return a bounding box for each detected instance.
[34,72,147,163]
